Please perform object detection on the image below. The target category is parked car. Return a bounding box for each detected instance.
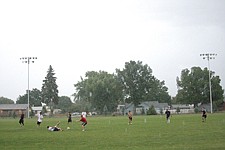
[72,112,80,117]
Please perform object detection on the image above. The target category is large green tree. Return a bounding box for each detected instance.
[56,96,73,113]
[0,97,14,104]
[16,88,42,106]
[176,67,224,109]
[41,65,59,106]
[116,60,171,107]
[74,71,123,114]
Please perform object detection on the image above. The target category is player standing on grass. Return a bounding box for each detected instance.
[165,109,171,123]
[67,112,72,129]
[37,111,43,127]
[67,112,72,125]
[202,107,207,122]
[19,112,25,127]
[77,115,87,131]
[128,110,133,125]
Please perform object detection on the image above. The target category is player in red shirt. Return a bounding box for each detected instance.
[77,115,87,131]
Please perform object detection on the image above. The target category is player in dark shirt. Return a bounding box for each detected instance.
[165,109,171,123]
[202,108,207,122]
[68,112,72,124]
[19,112,25,126]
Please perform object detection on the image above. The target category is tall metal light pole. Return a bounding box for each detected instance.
[20,57,37,118]
[200,53,217,114]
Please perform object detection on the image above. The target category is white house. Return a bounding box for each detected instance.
[121,101,169,115]
[171,104,194,114]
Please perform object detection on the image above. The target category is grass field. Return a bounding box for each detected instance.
[0,113,225,150]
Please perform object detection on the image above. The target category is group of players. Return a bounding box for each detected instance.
[19,111,87,132]
[46,112,88,132]
[165,107,207,123]
[18,108,207,132]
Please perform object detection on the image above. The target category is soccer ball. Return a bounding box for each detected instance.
[67,127,70,130]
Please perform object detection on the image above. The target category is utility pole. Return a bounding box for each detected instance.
[200,53,217,113]
[20,57,37,118]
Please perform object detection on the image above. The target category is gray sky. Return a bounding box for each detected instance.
[0,0,225,102]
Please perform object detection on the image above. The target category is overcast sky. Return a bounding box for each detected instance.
[0,0,225,102]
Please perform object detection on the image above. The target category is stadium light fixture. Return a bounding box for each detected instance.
[20,57,37,118]
[200,53,217,113]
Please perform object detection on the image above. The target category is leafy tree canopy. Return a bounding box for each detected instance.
[176,67,224,108]
[74,71,123,113]
[16,88,42,106]
[116,60,171,107]
[0,97,14,104]
[56,96,73,113]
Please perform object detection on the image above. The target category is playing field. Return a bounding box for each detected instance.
[0,113,225,150]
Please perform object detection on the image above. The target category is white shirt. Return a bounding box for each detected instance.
[37,113,43,122]
[48,127,54,131]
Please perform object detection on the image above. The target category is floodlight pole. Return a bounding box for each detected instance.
[20,57,37,118]
[200,53,217,114]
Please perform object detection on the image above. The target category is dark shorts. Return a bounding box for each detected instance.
[129,117,132,121]
[82,122,87,126]
[19,119,24,124]
[37,121,42,125]
[202,114,207,118]
[53,127,60,131]
[68,119,72,123]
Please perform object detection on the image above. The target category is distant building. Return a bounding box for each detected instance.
[120,101,169,115]
[0,104,28,117]
[197,103,211,112]
[32,104,61,116]
[31,106,42,116]
[171,104,195,114]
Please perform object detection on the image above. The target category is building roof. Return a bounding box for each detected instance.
[0,104,28,110]
[31,106,42,111]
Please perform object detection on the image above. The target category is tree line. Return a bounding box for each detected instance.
[0,60,224,114]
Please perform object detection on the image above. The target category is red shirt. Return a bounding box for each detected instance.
[80,117,87,123]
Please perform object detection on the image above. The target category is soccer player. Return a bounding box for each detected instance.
[47,121,63,131]
[128,110,133,125]
[202,108,207,122]
[77,115,87,131]
[19,112,25,127]
[165,109,171,123]
[37,111,43,127]
[68,112,72,124]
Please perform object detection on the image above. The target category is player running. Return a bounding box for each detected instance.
[202,108,207,122]
[128,110,133,125]
[77,115,87,131]
[19,112,25,127]
[165,109,171,123]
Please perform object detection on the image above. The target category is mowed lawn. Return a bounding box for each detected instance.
[0,113,225,150]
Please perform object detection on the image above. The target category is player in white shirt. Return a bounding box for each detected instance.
[47,121,63,131]
[37,111,43,127]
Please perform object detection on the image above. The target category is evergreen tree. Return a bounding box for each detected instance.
[41,65,59,107]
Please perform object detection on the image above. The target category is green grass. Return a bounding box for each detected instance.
[0,113,225,150]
